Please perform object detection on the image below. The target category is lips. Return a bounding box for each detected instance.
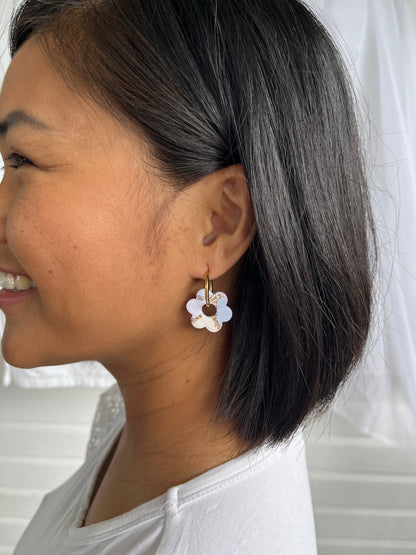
[0,286,37,308]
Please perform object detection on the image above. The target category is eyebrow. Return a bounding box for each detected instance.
[0,110,53,135]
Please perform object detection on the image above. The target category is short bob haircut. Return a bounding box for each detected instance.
[10,0,375,448]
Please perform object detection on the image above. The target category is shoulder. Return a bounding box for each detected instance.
[160,433,317,554]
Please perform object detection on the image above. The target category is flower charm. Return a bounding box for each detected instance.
[186,288,232,333]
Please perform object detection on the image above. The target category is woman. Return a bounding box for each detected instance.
[0,0,374,553]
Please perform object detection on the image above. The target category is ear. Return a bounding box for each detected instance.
[185,164,256,280]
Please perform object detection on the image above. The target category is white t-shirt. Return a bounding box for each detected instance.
[13,386,317,554]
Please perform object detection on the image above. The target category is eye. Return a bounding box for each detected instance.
[3,152,33,170]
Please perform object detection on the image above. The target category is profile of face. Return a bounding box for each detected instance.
[0,38,219,373]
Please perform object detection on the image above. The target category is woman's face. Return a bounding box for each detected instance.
[0,38,197,371]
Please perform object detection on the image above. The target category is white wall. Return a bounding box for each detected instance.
[0,379,100,553]
[1,360,416,555]
[306,414,416,554]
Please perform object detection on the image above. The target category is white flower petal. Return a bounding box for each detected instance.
[205,315,222,333]
[186,298,203,317]
[191,315,206,329]
[215,292,229,306]
[217,305,232,323]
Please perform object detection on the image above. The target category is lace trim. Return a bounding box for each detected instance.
[86,383,124,459]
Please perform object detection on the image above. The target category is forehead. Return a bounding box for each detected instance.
[0,37,123,143]
[0,39,76,129]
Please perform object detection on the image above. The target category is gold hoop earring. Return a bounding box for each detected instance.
[205,271,213,307]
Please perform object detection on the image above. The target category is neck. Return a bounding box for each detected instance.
[100,327,249,504]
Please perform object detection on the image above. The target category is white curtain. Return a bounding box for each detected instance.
[307,0,416,445]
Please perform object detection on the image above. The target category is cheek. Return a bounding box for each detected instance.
[6,181,164,317]
[7,190,85,280]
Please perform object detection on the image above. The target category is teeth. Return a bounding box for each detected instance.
[4,274,15,289]
[16,275,33,290]
[0,271,37,291]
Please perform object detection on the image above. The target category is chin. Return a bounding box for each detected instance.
[0,319,89,369]
[0,318,46,368]
[1,342,45,369]
[1,335,67,370]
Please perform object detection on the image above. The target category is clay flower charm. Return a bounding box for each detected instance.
[186,288,232,333]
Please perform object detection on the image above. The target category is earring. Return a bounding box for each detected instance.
[186,272,232,333]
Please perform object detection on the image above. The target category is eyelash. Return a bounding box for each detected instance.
[2,152,33,170]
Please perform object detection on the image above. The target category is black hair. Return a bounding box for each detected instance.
[10,0,376,448]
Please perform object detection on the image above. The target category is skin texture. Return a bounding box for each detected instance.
[0,39,256,524]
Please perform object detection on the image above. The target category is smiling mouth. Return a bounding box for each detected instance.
[0,271,37,292]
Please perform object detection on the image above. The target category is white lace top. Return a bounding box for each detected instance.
[13,385,317,554]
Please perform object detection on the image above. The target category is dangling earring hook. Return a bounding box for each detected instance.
[205,271,213,307]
